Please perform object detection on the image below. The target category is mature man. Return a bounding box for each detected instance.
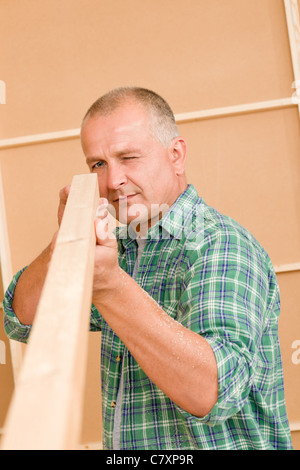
[3,87,293,450]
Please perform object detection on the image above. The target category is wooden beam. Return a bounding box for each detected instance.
[0,98,296,150]
[0,80,6,105]
[284,0,300,118]
[0,165,13,297]
[1,173,99,450]
[290,421,300,432]
[0,128,80,149]
[0,164,24,382]
[274,262,300,274]
[175,97,295,124]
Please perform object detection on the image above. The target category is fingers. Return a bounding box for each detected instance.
[57,189,116,246]
[96,197,109,217]
[59,185,71,203]
[95,198,116,246]
[57,185,71,226]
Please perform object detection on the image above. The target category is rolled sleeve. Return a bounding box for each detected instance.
[176,227,273,427]
[3,268,103,341]
[3,268,32,344]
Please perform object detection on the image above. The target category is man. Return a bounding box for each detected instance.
[3,87,293,450]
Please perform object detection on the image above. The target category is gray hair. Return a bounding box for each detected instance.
[82,86,178,148]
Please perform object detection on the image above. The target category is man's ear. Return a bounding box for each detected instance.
[169,136,187,175]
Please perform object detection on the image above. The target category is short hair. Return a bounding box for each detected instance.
[82,87,178,147]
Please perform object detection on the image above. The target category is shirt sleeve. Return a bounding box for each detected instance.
[90,303,103,331]
[2,268,32,343]
[175,226,278,426]
[2,269,103,342]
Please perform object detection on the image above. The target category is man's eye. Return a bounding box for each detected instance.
[92,161,104,169]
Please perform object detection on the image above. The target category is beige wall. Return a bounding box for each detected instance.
[0,0,299,448]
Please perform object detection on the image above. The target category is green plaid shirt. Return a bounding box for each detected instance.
[3,184,293,450]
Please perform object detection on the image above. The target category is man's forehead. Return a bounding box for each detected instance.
[81,107,152,150]
[84,102,149,127]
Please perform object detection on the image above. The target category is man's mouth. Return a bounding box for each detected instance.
[113,194,136,203]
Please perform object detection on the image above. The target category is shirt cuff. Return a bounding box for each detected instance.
[173,336,254,427]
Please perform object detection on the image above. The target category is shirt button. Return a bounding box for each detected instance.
[111,401,117,408]
[116,355,122,362]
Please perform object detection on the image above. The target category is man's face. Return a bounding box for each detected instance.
[81,103,185,229]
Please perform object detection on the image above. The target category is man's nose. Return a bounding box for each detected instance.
[107,163,127,190]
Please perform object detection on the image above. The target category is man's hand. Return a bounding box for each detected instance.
[93,198,119,297]
[58,189,119,297]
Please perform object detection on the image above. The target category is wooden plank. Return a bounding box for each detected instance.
[1,173,98,450]
[0,128,80,149]
[290,421,300,432]
[175,97,296,123]
[284,0,300,117]
[274,262,300,273]
[0,165,13,297]
[0,164,24,382]
[0,80,5,105]
[285,0,300,81]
